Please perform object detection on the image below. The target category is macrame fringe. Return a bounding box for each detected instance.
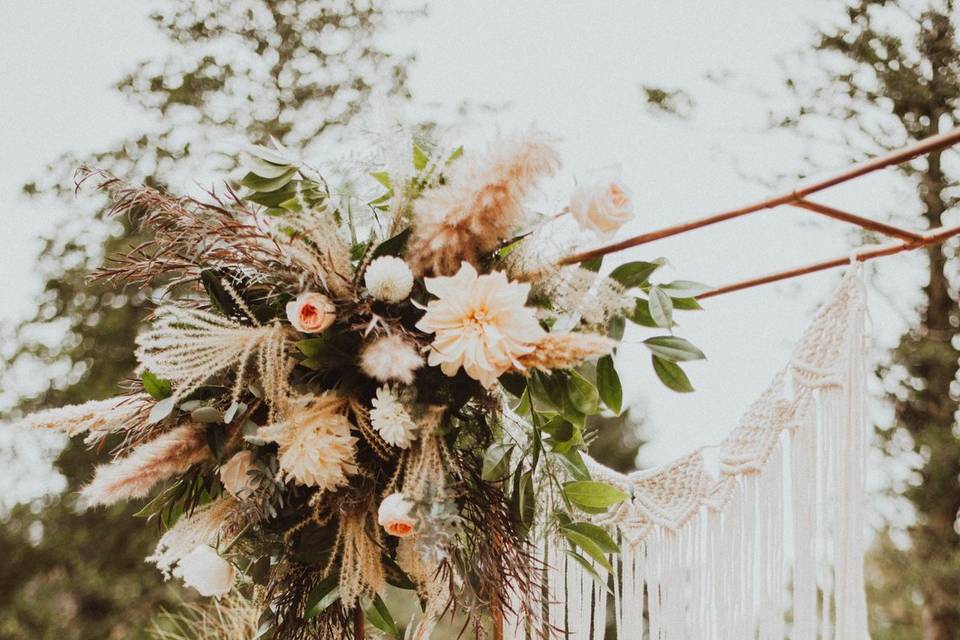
[506,270,870,639]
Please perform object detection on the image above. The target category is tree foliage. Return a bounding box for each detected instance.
[0,1,413,637]
[775,2,960,638]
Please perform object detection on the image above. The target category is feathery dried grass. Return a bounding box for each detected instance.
[407,131,560,276]
[517,332,616,373]
[149,591,262,640]
[80,422,209,508]
[19,394,149,440]
[135,306,293,419]
[148,497,245,576]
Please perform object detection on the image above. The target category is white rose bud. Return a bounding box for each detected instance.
[377,492,417,538]
[174,545,236,598]
[364,256,415,303]
[569,180,634,236]
[219,450,256,497]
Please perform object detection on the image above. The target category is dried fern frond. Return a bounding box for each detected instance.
[79,168,291,295]
[135,306,293,419]
[270,210,355,299]
[407,131,560,276]
[80,422,209,508]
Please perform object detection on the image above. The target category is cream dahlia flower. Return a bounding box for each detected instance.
[369,386,418,449]
[359,334,424,385]
[256,393,357,490]
[364,256,414,303]
[415,262,544,388]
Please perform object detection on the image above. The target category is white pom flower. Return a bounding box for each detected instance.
[256,393,358,490]
[364,256,415,303]
[174,545,236,598]
[369,386,419,449]
[378,492,417,537]
[360,334,424,385]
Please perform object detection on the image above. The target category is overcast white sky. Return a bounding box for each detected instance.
[0,1,931,504]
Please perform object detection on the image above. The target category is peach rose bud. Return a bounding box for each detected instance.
[569,180,635,236]
[285,292,336,333]
[377,492,417,538]
[219,450,255,497]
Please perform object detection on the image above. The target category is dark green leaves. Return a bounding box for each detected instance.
[595,355,622,414]
[365,594,402,639]
[304,575,340,618]
[643,336,706,362]
[609,259,666,289]
[481,443,514,481]
[371,228,411,258]
[561,521,620,571]
[652,355,694,392]
[566,371,599,415]
[141,371,172,400]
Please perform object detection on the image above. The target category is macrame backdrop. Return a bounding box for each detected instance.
[507,268,870,639]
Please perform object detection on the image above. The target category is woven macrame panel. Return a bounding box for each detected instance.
[522,269,871,640]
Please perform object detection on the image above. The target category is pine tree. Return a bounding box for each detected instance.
[775,2,960,637]
[0,2,412,637]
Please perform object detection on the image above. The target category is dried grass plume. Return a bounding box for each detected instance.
[516,332,616,373]
[80,422,209,508]
[408,130,560,276]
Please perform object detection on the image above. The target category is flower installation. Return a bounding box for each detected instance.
[19,131,708,639]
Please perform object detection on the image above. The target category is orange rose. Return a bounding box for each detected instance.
[377,492,417,538]
[285,292,336,333]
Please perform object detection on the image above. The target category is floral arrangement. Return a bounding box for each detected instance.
[22,131,706,638]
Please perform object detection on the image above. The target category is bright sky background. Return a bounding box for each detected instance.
[0,1,930,510]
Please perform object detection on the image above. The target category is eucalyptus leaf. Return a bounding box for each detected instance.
[239,166,298,192]
[147,396,177,425]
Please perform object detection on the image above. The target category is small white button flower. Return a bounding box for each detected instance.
[364,256,415,303]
